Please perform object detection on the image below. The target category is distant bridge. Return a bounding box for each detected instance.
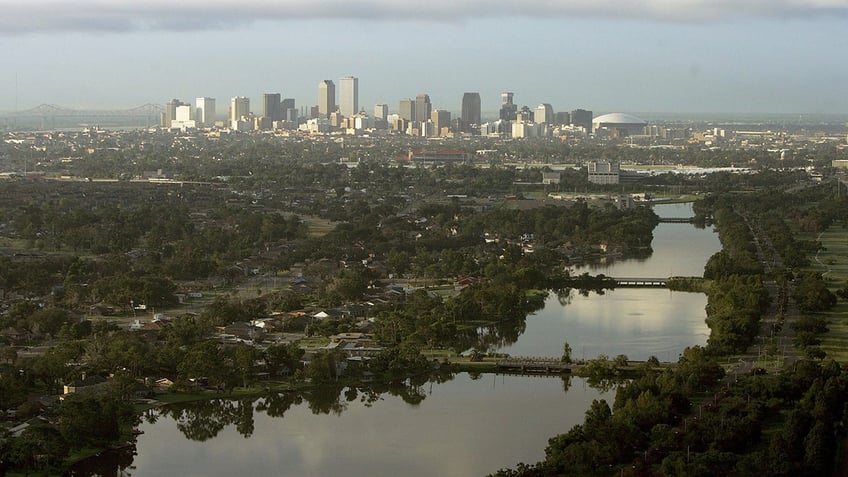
[612,277,668,288]
[0,103,164,130]
[496,357,572,374]
[658,217,696,223]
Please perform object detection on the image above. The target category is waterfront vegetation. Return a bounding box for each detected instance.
[0,134,847,474]
[493,181,848,476]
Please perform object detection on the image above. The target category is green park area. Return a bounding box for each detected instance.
[804,226,848,362]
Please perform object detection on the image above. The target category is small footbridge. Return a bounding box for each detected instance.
[658,217,696,223]
[496,357,572,374]
[612,277,669,288]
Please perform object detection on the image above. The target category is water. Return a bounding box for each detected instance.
[80,202,720,476]
[497,203,722,361]
[124,374,613,477]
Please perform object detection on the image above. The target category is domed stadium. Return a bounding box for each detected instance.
[592,113,648,136]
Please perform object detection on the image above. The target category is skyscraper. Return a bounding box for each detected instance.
[262,93,282,121]
[399,98,415,122]
[318,80,335,119]
[339,76,359,117]
[374,104,388,121]
[499,92,517,121]
[163,99,187,128]
[195,97,215,127]
[432,109,451,136]
[230,96,250,123]
[535,103,554,124]
[570,109,593,132]
[281,98,297,121]
[461,92,481,134]
[415,93,431,123]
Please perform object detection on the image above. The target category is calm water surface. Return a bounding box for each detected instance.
[128,374,613,477]
[92,203,719,477]
[498,203,722,361]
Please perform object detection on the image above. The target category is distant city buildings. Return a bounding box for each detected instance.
[162,99,188,128]
[535,103,554,125]
[570,109,593,132]
[461,92,481,134]
[432,109,451,136]
[281,98,297,122]
[195,97,215,127]
[339,76,359,117]
[152,81,651,140]
[414,94,431,124]
[499,92,517,121]
[374,104,388,121]
[262,93,282,121]
[229,96,250,123]
[399,98,415,122]
[318,80,336,119]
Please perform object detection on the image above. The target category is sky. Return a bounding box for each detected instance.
[1,0,847,116]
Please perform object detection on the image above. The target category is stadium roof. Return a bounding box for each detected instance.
[592,113,647,125]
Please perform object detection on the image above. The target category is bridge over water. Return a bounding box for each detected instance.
[496,357,572,374]
[1,103,164,130]
[612,277,669,287]
[658,217,696,223]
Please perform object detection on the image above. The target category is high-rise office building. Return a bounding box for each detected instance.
[499,92,517,121]
[195,97,215,127]
[230,96,250,122]
[570,109,593,132]
[163,99,187,128]
[262,93,282,121]
[281,98,297,122]
[414,93,431,123]
[339,76,359,117]
[432,109,451,135]
[461,92,481,133]
[374,104,388,121]
[399,98,415,122]
[318,80,335,118]
[535,103,554,124]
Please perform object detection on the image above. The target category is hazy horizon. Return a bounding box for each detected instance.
[1,0,847,116]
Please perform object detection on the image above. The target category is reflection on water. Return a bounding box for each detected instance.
[499,289,712,361]
[77,203,719,476]
[122,373,614,477]
[497,203,722,361]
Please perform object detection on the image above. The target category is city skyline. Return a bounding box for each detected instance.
[1,1,847,115]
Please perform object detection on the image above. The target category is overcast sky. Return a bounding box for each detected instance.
[1,0,847,116]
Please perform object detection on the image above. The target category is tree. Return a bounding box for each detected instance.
[561,342,573,363]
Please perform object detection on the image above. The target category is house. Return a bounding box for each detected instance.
[223,322,264,342]
[63,374,109,396]
[8,416,50,438]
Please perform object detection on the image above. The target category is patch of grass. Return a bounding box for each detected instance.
[298,336,330,347]
[799,225,848,363]
[817,303,848,363]
[301,216,337,238]
[803,226,848,286]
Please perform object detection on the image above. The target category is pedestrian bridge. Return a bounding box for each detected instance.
[496,357,572,374]
[612,277,668,287]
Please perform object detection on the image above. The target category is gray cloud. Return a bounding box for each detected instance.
[1,0,847,34]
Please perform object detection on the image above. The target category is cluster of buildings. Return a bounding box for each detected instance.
[159,76,643,139]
